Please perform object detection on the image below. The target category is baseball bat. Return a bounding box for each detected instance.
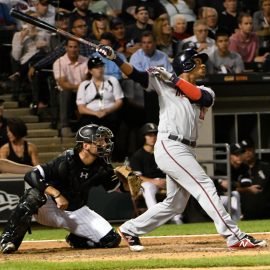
[10,8,99,50]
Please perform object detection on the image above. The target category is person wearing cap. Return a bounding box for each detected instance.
[121,0,167,25]
[239,138,270,220]
[53,39,88,137]
[0,124,122,254]
[110,17,140,59]
[125,5,152,44]
[76,55,124,144]
[215,143,249,221]
[91,12,110,41]
[0,99,8,148]
[130,122,183,224]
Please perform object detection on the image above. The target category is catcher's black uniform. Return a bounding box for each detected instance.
[0,148,121,253]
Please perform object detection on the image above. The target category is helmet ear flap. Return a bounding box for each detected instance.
[182,58,196,72]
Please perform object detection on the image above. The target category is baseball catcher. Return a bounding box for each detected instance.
[0,124,140,254]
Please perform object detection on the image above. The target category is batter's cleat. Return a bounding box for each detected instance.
[1,242,16,254]
[229,235,267,250]
[117,228,144,252]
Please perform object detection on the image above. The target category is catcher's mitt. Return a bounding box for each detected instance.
[114,165,142,197]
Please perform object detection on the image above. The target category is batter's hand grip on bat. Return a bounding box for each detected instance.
[10,8,57,33]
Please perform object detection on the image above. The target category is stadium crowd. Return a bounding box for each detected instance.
[1,0,270,221]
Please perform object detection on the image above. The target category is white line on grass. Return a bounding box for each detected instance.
[23,231,270,243]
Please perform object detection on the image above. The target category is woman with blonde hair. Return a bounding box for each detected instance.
[91,12,110,41]
[152,17,181,58]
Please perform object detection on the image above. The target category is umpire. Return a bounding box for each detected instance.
[0,124,122,254]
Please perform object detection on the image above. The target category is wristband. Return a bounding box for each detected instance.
[113,55,124,66]
[170,73,180,85]
[53,192,61,199]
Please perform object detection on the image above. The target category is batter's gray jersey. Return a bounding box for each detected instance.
[146,73,215,141]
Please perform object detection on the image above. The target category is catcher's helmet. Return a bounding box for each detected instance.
[87,56,104,69]
[172,48,208,75]
[141,123,158,135]
[76,124,114,159]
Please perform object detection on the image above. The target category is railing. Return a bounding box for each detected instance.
[196,143,232,214]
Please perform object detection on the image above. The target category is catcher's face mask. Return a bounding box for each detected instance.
[92,126,114,162]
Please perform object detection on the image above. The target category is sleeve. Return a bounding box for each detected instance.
[53,58,64,80]
[235,53,245,73]
[33,43,66,70]
[228,36,238,53]
[100,163,121,192]
[129,53,143,71]
[197,86,215,107]
[76,81,88,105]
[11,32,23,61]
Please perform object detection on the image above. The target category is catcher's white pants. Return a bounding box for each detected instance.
[35,196,112,243]
[120,136,246,246]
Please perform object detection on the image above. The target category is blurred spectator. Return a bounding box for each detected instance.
[215,143,249,221]
[97,32,127,80]
[208,32,244,74]
[49,12,70,50]
[239,138,270,220]
[88,0,116,17]
[195,0,224,14]
[171,14,191,41]
[109,17,140,59]
[31,0,56,30]
[129,31,173,124]
[91,12,110,41]
[219,0,239,36]
[53,39,88,137]
[28,18,96,115]
[253,0,270,54]
[106,0,123,16]
[199,6,228,39]
[239,0,259,15]
[121,0,167,25]
[76,56,124,160]
[10,13,50,102]
[125,5,152,44]
[69,0,93,35]
[159,0,196,34]
[0,99,8,148]
[0,3,17,75]
[182,19,216,56]
[229,12,269,70]
[0,117,39,166]
[152,17,182,58]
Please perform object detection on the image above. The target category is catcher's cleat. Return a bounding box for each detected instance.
[229,235,267,250]
[1,242,16,254]
[117,227,144,252]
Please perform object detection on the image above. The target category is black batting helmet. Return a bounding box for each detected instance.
[141,123,158,136]
[172,48,208,75]
[87,56,104,69]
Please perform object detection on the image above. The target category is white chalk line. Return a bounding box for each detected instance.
[23,231,270,243]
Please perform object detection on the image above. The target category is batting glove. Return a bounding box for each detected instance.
[97,45,115,60]
[148,67,179,84]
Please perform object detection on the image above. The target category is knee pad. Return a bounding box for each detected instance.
[99,229,121,248]
[1,188,46,250]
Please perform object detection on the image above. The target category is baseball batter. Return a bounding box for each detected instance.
[98,46,267,251]
[0,124,122,254]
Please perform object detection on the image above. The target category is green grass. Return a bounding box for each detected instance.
[2,255,270,270]
[15,219,270,241]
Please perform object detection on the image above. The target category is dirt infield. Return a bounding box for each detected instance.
[1,233,270,264]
